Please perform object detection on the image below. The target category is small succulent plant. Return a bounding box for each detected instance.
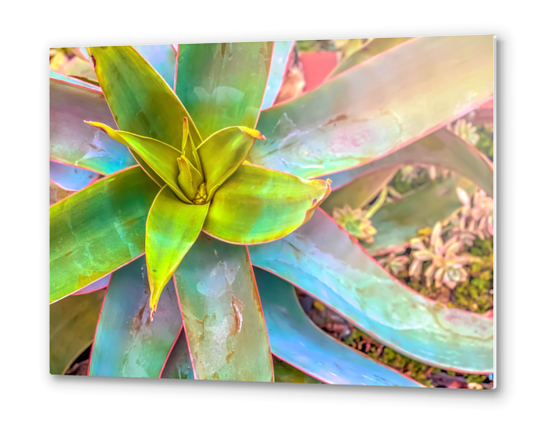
[332,187,387,243]
[378,251,409,277]
[456,187,494,240]
[400,165,423,184]
[409,222,476,289]
[475,124,494,160]
[448,118,480,146]
[333,204,377,242]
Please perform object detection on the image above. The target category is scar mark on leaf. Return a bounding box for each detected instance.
[230,296,245,335]
[324,114,348,126]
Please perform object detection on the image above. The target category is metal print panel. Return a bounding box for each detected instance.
[50,36,495,389]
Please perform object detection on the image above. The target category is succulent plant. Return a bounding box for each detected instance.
[50,36,494,383]
[409,222,476,289]
[378,251,409,277]
[456,187,494,239]
[400,165,424,184]
[332,187,387,243]
[448,118,480,146]
[333,204,377,242]
[83,117,329,313]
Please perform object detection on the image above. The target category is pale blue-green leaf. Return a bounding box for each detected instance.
[250,209,493,373]
[261,41,295,109]
[50,161,99,191]
[89,257,182,378]
[256,268,423,386]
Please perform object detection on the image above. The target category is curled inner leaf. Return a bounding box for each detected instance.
[177,156,204,201]
[85,121,192,204]
[197,126,265,199]
[181,117,203,175]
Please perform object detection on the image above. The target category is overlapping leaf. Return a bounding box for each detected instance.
[323,128,493,196]
[88,46,199,185]
[50,161,99,191]
[50,290,105,375]
[256,268,423,386]
[250,36,494,179]
[250,209,493,373]
[321,165,398,212]
[203,164,330,244]
[146,187,209,311]
[50,78,136,175]
[134,44,177,89]
[88,46,202,149]
[50,166,159,302]
[261,41,295,109]
[74,274,111,295]
[49,180,72,205]
[197,127,264,198]
[363,177,476,255]
[174,234,273,381]
[175,42,273,140]
[89,257,182,377]
[161,328,194,379]
[85,122,190,201]
[273,358,322,384]
[327,37,412,79]
[50,70,102,91]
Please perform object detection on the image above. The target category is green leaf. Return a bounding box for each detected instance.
[89,257,183,377]
[50,78,136,175]
[134,44,177,89]
[363,177,476,255]
[50,166,159,303]
[50,290,105,375]
[146,186,209,312]
[175,42,273,141]
[203,164,331,244]
[250,209,493,373]
[255,268,422,386]
[327,37,412,79]
[87,45,200,185]
[88,46,202,149]
[85,122,191,203]
[198,126,264,198]
[177,156,204,200]
[161,328,194,379]
[250,36,494,179]
[50,70,102,91]
[321,165,399,213]
[180,117,203,175]
[325,128,494,197]
[273,358,323,384]
[74,274,110,295]
[173,234,273,381]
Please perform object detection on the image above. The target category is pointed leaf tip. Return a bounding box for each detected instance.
[204,164,332,244]
[302,178,332,225]
[84,120,126,145]
[240,127,266,141]
[146,186,210,313]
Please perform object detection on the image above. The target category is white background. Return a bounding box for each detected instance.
[1,0,540,422]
